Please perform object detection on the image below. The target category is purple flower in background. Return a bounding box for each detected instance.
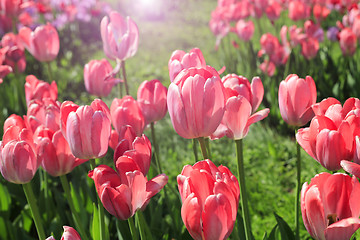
[327,27,339,41]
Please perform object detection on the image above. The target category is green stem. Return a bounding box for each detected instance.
[22,182,46,240]
[121,61,129,95]
[197,137,209,159]
[128,216,139,240]
[235,139,252,240]
[150,122,162,174]
[46,61,53,83]
[41,170,50,222]
[135,212,146,240]
[90,159,96,170]
[59,175,89,240]
[192,139,199,163]
[205,138,212,159]
[295,131,301,240]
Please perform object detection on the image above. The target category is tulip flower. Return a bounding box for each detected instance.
[168,48,206,82]
[46,226,81,240]
[27,98,61,133]
[177,159,239,240]
[3,114,27,132]
[167,66,226,139]
[235,20,254,42]
[25,75,58,106]
[37,129,88,177]
[137,79,167,125]
[288,1,310,21]
[88,164,168,220]
[301,172,360,240]
[60,99,111,159]
[339,28,357,56]
[84,59,121,97]
[278,74,317,126]
[111,96,145,137]
[19,23,60,62]
[296,97,359,171]
[0,65,12,84]
[100,11,139,61]
[300,37,319,60]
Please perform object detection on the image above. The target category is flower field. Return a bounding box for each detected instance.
[1,0,360,239]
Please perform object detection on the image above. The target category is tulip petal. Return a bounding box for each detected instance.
[325,217,360,240]
[181,194,203,240]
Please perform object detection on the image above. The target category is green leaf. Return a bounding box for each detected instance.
[274,212,295,240]
[91,203,100,240]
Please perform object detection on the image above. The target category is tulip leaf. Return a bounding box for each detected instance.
[91,203,100,240]
[0,184,11,214]
[274,212,295,240]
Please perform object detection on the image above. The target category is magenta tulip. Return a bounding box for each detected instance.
[137,79,167,125]
[110,96,145,137]
[88,164,168,220]
[60,99,111,159]
[279,74,317,126]
[19,23,60,62]
[100,11,139,61]
[84,59,121,97]
[301,172,360,240]
[168,48,206,82]
[177,159,239,240]
[25,75,58,106]
[167,66,226,139]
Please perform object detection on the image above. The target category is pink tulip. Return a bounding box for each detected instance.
[0,65,12,83]
[339,28,357,56]
[0,0,22,17]
[109,125,136,150]
[313,4,331,22]
[25,75,58,106]
[177,159,239,240]
[167,66,226,139]
[100,11,139,61]
[137,79,167,125]
[288,1,310,21]
[168,48,206,83]
[265,1,282,22]
[235,20,254,41]
[19,23,59,62]
[60,99,111,159]
[84,59,121,97]
[1,33,26,73]
[296,98,359,171]
[27,98,61,133]
[0,125,38,184]
[46,226,81,240]
[259,60,275,76]
[88,164,168,220]
[37,129,87,177]
[209,12,230,49]
[341,135,360,178]
[110,96,145,137]
[260,33,281,55]
[300,37,319,60]
[3,114,27,132]
[278,74,317,126]
[301,172,360,240]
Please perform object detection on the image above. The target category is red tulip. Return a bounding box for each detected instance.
[19,23,60,62]
[301,172,360,240]
[0,125,38,184]
[167,66,226,139]
[278,74,317,126]
[235,20,254,42]
[37,129,87,177]
[88,164,168,220]
[25,75,58,106]
[168,48,206,82]
[46,226,81,240]
[296,98,360,171]
[3,114,27,132]
[101,11,139,61]
[177,159,239,240]
[339,28,357,56]
[110,96,145,137]
[60,99,111,159]
[137,79,167,125]
[84,59,121,97]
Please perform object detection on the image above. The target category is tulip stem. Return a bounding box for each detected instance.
[121,60,129,95]
[295,132,301,240]
[135,211,146,240]
[198,137,209,159]
[128,216,139,240]
[192,139,199,162]
[235,139,252,240]
[22,182,46,240]
[46,61,53,82]
[150,122,162,174]
[59,175,90,240]
[205,138,212,159]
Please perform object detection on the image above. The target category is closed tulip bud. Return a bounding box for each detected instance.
[88,165,168,220]
[37,129,87,177]
[27,99,61,133]
[339,28,357,56]
[279,74,317,126]
[177,159,239,240]
[101,11,139,61]
[3,114,27,132]
[46,226,81,240]
[111,96,145,137]
[19,23,59,62]
[300,37,319,60]
[167,66,226,139]
[60,99,111,159]
[288,1,310,21]
[235,20,254,41]
[301,173,360,240]
[260,33,281,55]
[25,75,58,106]
[137,79,167,125]
[168,48,206,82]
[84,59,121,97]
